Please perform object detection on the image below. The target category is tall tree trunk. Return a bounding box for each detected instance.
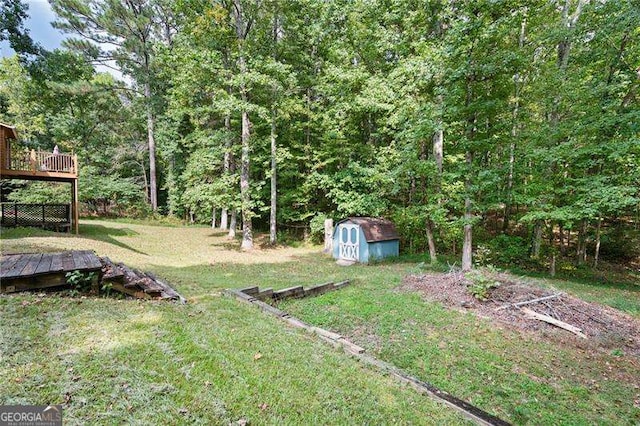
[426,220,437,264]
[531,220,542,259]
[429,98,444,264]
[269,9,279,246]
[220,114,231,230]
[576,219,587,265]
[240,108,253,250]
[593,217,602,268]
[211,207,216,229]
[433,94,443,177]
[269,111,277,245]
[228,210,237,238]
[559,223,566,256]
[504,17,526,233]
[233,0,253,250]
[462,151,473,272]
[144,82,158,211]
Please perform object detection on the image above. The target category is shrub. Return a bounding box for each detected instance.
[309,213,329,244]
[487,234,529,265]
[466,270,501,301]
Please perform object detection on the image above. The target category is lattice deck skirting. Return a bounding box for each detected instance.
[0,203,71,232]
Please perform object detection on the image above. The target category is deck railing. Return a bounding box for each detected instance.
[6,149,76,174]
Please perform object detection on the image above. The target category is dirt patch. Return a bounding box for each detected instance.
[400,270,640,357]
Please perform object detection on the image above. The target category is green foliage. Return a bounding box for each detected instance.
[2,0,638,264]
[65,270,96,295]
[308,213,328,244]
[7,181,69,204]
[486,235,530,266]
[80,166,147,216]
[466,270,501,301]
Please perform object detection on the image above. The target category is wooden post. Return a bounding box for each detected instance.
[71,179,79,234]
[324,219,334,253]
[30,149,36,173]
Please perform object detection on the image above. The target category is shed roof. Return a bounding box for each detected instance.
[336,217,399,242]
[0,123,18,139]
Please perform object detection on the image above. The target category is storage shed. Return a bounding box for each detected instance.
[332,217,400,263]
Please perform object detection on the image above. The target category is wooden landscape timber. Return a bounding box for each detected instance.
[224,285,510,426]
[239,280,351,302]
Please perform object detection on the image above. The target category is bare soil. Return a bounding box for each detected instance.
[400,270,640,356]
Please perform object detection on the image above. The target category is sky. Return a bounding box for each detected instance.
[0,0,66,56]
[1,0,124,81]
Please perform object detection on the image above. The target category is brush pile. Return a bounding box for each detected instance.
[401,270,639,356]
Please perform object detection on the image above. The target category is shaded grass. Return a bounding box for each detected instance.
[2,219,639,424]
[281,276,640,425]
[0,294,465,424]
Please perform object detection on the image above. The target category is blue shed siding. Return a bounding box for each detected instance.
[332,223,399,263]
[332,232,340,258]
[358,228,369,262]
[367,240,399,262]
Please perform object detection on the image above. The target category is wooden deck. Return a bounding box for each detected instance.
[1,149,78,181]
[0,250,102,293]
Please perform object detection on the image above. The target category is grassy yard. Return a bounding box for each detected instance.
[2,220,639,425]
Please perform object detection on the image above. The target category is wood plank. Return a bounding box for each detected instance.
[1,274,67,293]
[108,282,151,299]
[20,253,43,276]
[78,251,98,270]
[101,257,124,282]
[50,254,64,272]
[72,250,87,270]
[521,307,587,339]
[240,286,259,295]
[1,254,31,278]
[61,252,75,271]
[273,286,305,300]
[255,288,274,301]
[81,250,102,270]
[34,254,53,275]
[0,254,21,272]
[304,282,335,297]
[311,327,342,341]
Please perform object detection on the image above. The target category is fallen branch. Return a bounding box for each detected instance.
[495,293,563,311]
[521,307,587,339]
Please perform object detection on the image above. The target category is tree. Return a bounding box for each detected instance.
[51,0,172,211]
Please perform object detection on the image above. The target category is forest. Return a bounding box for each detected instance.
[1,0,638,271]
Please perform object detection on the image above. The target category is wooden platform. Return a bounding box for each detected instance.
[0,250,102,293]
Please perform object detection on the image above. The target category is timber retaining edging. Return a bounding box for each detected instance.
[224,283,510,426]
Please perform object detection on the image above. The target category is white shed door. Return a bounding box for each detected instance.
[339,224,359,261]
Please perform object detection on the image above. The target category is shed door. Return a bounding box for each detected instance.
[339,224,359,261]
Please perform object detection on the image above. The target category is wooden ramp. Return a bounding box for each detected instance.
[0,250,102,293]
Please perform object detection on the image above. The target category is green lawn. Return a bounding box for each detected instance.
[1,220,639,425]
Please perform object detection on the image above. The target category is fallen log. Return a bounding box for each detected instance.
[521,307,587,339]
